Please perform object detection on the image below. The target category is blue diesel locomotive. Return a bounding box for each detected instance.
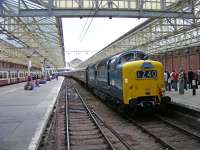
[69,50,170,112]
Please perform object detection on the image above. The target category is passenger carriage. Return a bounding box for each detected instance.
[0,71,9,86]
[10,71,18,84]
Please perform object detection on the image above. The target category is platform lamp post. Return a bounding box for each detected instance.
[24,51,41,90]
[42,57,47,80]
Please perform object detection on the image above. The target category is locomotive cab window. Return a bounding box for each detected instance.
[118,51,148,65]
[119,52,135,64]
[135,52,147,60]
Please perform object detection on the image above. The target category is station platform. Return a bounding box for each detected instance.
[0,77,64,150]
[165,88,200,112]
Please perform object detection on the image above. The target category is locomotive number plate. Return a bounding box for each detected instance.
[136,70,157,79]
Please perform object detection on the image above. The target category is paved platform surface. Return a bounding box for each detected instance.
[166,88,200,112]
[0,77,64,150]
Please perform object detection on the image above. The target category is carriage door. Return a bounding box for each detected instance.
[107,59,112,86]
[86,67,89,87]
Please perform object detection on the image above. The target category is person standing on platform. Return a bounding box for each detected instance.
[188,68,194,89]
[56,74,58,80]
[166,71,171,91]
[194,72,198,89]
[183,70,188,90]
[35,75,40,87]
[179,69,184,94]
[170,70,178,91]
[164,71,168,91]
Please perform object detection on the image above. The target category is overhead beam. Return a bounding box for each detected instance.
[2,9,195,19]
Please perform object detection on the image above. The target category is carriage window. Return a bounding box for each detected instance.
[4,72,7,78]
[89,68,95,80]
[97,63,106,81]
[19,73,23,77]
[0,72,2,79]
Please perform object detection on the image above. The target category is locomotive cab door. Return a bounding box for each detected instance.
[86,67,89,87]
[107,59,111,86]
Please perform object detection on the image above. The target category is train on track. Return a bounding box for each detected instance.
[66,50,170,112]
[0,70,41,86]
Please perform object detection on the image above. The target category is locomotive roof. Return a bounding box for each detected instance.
[88,50,148,67]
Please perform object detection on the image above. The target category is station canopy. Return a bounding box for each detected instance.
[78,0,200,68]
[0,0,65,68]
[0,0,200,69]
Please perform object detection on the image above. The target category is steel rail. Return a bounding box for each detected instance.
[156,115,200,141]
[91,109,134,150]
[42,107,57,150]
[39,97,59,150]
[127,117,177,150]
[65,87,70,150]
[98,98,176,150]
[74,88,116,150]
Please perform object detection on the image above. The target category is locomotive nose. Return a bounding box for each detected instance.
[123,60,164,105]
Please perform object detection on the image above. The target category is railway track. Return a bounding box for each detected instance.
[38,82,66,150]
[130,115,200,150]
[38,78,200,150]
[72,78,200,150]
[66,85,133,150]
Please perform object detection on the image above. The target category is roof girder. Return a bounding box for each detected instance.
[0,0,65,67]
[78,0,200,68]
[0,0,195,19]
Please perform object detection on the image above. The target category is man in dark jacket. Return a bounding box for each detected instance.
[188,68,194,89]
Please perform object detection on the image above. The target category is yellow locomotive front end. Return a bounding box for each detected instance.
[122,60,168,108]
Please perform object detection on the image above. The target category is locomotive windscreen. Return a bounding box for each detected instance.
[121,51,148,64]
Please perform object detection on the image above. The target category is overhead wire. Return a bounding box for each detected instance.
[79,15,92,42]
[79,0,104,43]
[75,1,97,53]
